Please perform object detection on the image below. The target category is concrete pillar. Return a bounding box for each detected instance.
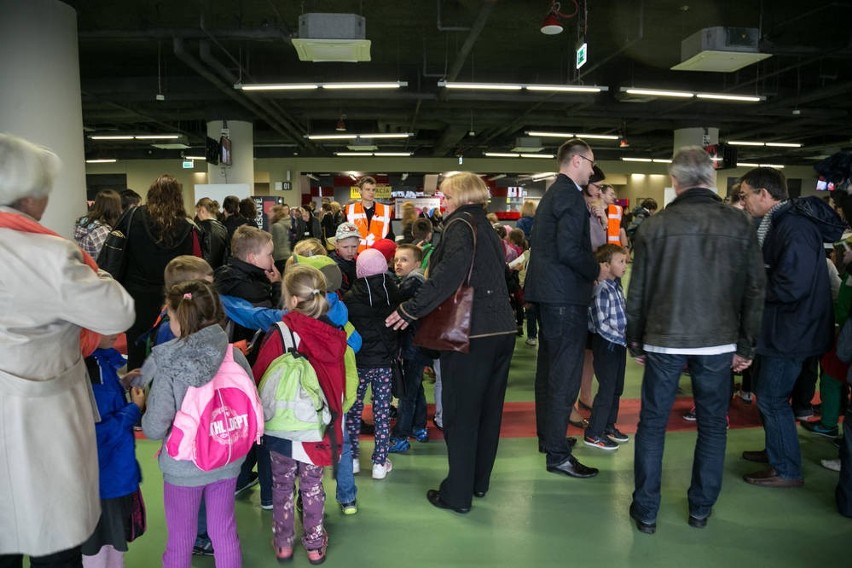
[0,0,87,237]
[673,127,719,152]
[206,120,254,186]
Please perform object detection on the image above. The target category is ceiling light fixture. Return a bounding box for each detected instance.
[765,142,802,148]
[484,152,521,158]
[134,134,181,140]
[89,134,181,140]
[728,141,803,148]
[306,134,358,140]
[520,153,555,159]
[526,131,619,140]
[86,159,117,163]
[335,114,347,132]
[540,0,577,35]
[621,157,653,162]
[237,83,319,91]
[237,81,407,91]
[184,155,206,160]
[738,162,785,168]
[696,92,764,102]
[321,81,407,90]
[90,135,134,140]
[334,151,414,157]
[306,133,413,140]
[439,81,606,93]
[531,172,557,181]
[623,88,695,98]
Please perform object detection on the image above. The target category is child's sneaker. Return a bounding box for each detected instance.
[339,500,358,515]
[583,434,619,451]
[412,428,429,443]
[605,427,630,443]
[525,337,537,346]
[388,437,410,453]
[372,459,393,480]
[352,458,360,475]
[683,409,697,422]
[306,533,328,565]
[192,535,214,556]
[260,501,273,511]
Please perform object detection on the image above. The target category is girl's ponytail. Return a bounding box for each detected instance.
[165,280,223,337]
[283,265,328,319]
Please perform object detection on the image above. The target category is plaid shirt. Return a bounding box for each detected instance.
[588,278,626,346]
[73,218,111,258]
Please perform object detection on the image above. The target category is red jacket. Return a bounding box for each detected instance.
[252,311,347,467]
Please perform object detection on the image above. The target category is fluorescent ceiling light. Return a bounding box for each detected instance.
[728,141,803,148]
[90,135,134,140]
[238,83,319,91]
[738,162,785,168]
[322,81,407,90]
[696,92,763,102]
[484,152,520,158]
[728,141,764,146]
[373,152,413,157]
[86,159,117,163]
[623,88,694,98]
[306,134,358,140]
[520,153,555,159]
[765,142,802,148]
[576,133,619,140]
[652,159,672,163]
[135,134,180,139]
[526,131,618,140]
[335,152,373,157]
[527,131,575,138]
[439,81,523,91]
[334,152,414,157]
[621,157,653,162]
[184,155,205,160]
[524,84,605,93]
[362,133,413,139]
[531,172,557,180]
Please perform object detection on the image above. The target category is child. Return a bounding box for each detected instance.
[411,218,435,269]
[389,245,430,453]
[81,333,146,568]
[252,265,347,563]
[141,280,254,568]
[214,226,280,505]
[343,249,400,479]
[584,244,630,451]
[330,222,360,293]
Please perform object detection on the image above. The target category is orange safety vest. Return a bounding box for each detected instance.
[607,204,623,246]
[346,201,392,252]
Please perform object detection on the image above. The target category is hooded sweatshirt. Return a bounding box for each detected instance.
[344,273,400,367]
[141,324,254,486]
[252,311,347,467]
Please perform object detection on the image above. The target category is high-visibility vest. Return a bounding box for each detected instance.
[346,201,392,252]
[607,204,624,246]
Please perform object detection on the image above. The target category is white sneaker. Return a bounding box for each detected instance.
[372,459,393,480]
[821,458,841,472]
[525,337,537,346]
[352,458,360,475]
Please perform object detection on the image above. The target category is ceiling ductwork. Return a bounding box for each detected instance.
[672,27,772,72]
[291,13,371,62]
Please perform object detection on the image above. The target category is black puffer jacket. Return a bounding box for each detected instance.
[344,272,400,367]
[214,257,281,343]
[626,188,766,357]
[398,204,516,339]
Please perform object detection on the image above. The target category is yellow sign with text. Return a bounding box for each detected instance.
[350,185,392,199]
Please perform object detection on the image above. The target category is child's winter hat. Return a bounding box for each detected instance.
[372,238,397,263]
[356,248,388,279]
[293,254,343,292]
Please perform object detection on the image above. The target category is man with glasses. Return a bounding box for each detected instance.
[739,167,843,488]
[526,138,602,479]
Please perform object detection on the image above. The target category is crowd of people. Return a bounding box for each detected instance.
[2,130,851,568]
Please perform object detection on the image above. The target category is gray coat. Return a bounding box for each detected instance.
[141,324,253,486]
[0,209,135,556]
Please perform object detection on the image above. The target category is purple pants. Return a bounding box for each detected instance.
[162,478,241,568]
[346,367,393,465]
[270,451,326,550]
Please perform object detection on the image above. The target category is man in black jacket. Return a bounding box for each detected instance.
[626,146,766,534]
[526,138,602,479]
[739,167,844,489]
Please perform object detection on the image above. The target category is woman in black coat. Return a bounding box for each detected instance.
[386,172,516,513]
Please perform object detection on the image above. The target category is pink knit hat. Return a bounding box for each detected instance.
[356,248,388,278]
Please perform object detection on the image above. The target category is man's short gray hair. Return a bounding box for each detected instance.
[0,133,60,206]
[668,146,716,190]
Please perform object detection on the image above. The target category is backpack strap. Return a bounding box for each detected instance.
[274,321,300,356]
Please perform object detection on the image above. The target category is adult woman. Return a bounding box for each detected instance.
[195,197,229,269]
[239,197,258,227]
[386,172,516,513]
[399,201,417,243]
[269,204,293,272]
[0,133,135,565]
[123,174,200,369]
[73,189,122,258]
[294,206,323,245]
[516,199,536,241]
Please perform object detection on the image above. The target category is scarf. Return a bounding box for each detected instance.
[756,199,788,248]
[0,209,102,355]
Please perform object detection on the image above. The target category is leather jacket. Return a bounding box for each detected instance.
[626,188,766,358]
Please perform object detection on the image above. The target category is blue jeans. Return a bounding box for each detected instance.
[335,427,357,504]
[632,352,732,522]
[534,303,588,466]
[393,355,428,438]
[754,355,805,479]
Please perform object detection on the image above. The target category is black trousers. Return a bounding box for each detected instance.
[438,333,515,509]
[0,546,82,568]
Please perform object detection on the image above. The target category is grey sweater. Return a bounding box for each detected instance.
[141,324,254,487]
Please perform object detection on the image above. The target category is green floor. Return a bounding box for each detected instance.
[121,338,848,568]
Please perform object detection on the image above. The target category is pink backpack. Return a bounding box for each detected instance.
[165,346,264,471]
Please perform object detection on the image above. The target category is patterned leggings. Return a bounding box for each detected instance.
[346,367,393,465]
[269,452,325,551]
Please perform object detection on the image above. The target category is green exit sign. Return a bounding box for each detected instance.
[576,42,588,69]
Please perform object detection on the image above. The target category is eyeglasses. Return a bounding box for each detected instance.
[577,154,595,167]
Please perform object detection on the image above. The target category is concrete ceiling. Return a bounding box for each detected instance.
[74,0,852,165]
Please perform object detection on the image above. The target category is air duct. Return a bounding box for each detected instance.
[671,27,771,72]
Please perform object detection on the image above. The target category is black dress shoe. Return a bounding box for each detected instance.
[629,505,656,535]
[426,489,470,514]
[688,514,709,528]
[539,437,577,454]
[473,491,487,498]
[741,449,768,463]
[546,456,599,478]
